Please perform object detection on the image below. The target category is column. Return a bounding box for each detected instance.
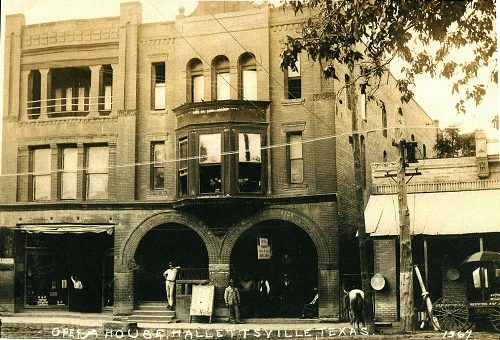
[209,263,230,318]
[40,68,51,119]
[89,65,101,116]
[114,270,134,315]
[230,65,238,100]
[319,265,340,320]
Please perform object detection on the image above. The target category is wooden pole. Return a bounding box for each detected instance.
[349,65,375,334]
[397,140,414,332]
[423,238,428,288]
[414,265,438,330]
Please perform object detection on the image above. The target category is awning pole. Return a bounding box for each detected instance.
[423,238,428,288]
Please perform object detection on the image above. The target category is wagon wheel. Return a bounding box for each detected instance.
[432,297,472,331]
[490,303,500,332]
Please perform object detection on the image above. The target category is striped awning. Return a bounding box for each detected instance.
[16,224,114,234]
[364,189,500,236]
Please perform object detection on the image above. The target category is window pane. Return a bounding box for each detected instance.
[179,139,188,170]
[193,75,204,102]
[217,72,230,100]
[288,55,300,77]
[34,175,51,201]
[289,134,303,159]
[153,142,165,164]
[154,84,166,110]
[199,134,221,164]
[61,148,77,199]
[239,133,261,162]
[199,165,221,193]
[63,148,77,171]
[242,70,257,100]
[34,149,51,174]
[153,168,165,189]
[88,147,109,172]
[290,159,304,184]
[87,174,108,199]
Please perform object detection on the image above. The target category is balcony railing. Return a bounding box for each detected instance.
[26,95,112,119]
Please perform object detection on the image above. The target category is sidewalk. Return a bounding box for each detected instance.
[1,313,498,339]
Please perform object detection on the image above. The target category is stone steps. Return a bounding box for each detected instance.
[127,301,178,325]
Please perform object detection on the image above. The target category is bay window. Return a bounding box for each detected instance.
[178,138,188,196]
[199,134,222,193]
[238,133,261,192]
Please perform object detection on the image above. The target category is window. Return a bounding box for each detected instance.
[178,138,188,196]
[50,67,90,116]
[381,104,388,138]
[288,133,303,184]
[199,134,221,193]
[238,133,261,192]
[286,55,301,99]
[151,142,165,190]
[32,147,51,201]
[60,147,77,199]
[187,59,204,103]
[239,53,257,100]
[99,65,113,112]
[152,63,165,110]
[85,146,109,199]
[27,70,41,118]
[213,56,230,100]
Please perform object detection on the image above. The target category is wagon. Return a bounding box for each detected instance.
[432,251,500,332]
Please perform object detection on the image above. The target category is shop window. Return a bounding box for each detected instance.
[27,70,41,119]
[199,134,222,193]
[381,104,388,138]
[178,138,188,196]
[31,147,51,201]
[152,62,165,110]
[239,52,257,100]
[85,145,109,199]
[49,67,90,117]
[288,133,303,184]
[344,74,352,110]
[238,133,261,193]
[60,147,77,200]
[213,55,230,100]
[285,55,301,99]
[151,141,165,190]
[99,65,113,112]
[187,59,204,103]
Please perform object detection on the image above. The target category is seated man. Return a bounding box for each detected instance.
[301,288,318,318]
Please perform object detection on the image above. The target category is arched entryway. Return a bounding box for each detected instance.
[134,223,209,301]
[230,220,318,318]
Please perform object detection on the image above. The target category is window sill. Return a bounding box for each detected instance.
[282,183,308,191]
[281,98,305,106]
[147,189,168,197]
[150,109,168,115]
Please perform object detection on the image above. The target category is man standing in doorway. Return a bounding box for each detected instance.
[224,279,244,324]
[163,262,180,309]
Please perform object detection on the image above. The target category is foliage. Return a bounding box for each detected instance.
[279,0,497,111]
[434,127,476,158]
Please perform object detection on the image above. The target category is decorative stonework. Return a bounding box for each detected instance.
[22,26,119,49]
[313,92,336,101]
[117,110,136,117]
[271,22,303,32]
[18,116,118,127]
[140,38,175,46]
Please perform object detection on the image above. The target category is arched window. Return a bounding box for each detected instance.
[27,70,41,118]
[238,53,257,100]
[212,55,230,100]
[187,58,204,103]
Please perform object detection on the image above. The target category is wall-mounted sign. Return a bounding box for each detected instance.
[257,237,271,259]
[370,273,386,291]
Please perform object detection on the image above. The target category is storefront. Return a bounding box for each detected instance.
[15,224,114,312]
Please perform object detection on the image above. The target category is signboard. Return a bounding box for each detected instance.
[257,237,271,259]
[189,285,215,323]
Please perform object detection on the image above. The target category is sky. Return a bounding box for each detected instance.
[0,0,499,173]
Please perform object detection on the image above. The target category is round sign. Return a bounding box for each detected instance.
[446,268,460,281]
[371,273,386,291]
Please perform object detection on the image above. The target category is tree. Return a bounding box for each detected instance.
[278,0,495,333]
[434,128,476,158]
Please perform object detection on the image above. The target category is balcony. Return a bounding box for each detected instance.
[173,100,270,130]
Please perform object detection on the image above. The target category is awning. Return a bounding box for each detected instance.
[16,224,114,234]
[364,189,500,237]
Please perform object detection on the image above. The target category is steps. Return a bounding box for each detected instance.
[127,301,178,326]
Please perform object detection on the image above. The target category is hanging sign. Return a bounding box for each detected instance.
[257,237,271,259]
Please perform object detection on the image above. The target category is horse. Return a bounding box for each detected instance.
[345,289,365,331]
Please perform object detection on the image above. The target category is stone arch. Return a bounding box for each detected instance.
[220,207,331,264]
[120,211,220,271]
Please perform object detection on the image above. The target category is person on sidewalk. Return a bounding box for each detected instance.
[224,279,244,324]
[163,262,180,310]
[70,275,83,312]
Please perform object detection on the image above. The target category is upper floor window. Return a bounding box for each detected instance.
[152,62,166,110]
[151,141,166,190]
[199,134,221,193]
[288,133,303,184]
[99,65,113,112]
[31,147,51,201]
[50,67,90,117]
[27,70,41,119]
[85,145,109,199]
[187,59,204,103]
[239,53,257,100]
[238,133,261,193]
[213,56,230,100]
[285,55,301,99]
[178,138,189,196]
[60,146,77,200]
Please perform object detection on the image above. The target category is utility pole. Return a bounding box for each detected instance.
[349,64,375,334]
[395,138,415,332]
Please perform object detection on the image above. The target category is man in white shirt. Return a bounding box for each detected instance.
[163,262,180,309]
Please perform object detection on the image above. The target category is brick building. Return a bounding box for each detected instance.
[0,1,437,320]
[366,130,500,322]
